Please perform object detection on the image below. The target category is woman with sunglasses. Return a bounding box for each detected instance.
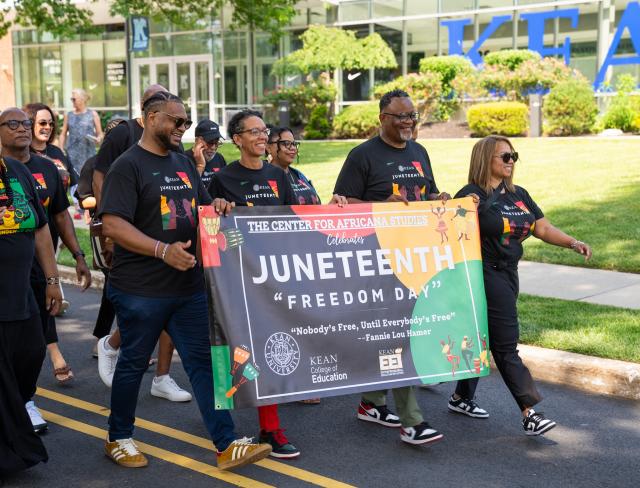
[24,103,78,194]
[266,126,347,206]
[59,89,103,219]
[450,135,591,436]
[207,110,301,459]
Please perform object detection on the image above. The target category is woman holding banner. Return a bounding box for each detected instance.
[451,135,591,436]
[208,110,301,459]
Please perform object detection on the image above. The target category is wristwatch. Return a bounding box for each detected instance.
[46,277,61,285]
[72,250,86,260]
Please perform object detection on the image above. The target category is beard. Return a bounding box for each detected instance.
[157,132,180,151]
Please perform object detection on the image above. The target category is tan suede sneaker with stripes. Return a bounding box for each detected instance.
[217,437,272,470]
[104,437,149,468]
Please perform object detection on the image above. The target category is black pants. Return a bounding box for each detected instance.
[92,271,116,339]
[0,314,48,476]
[455,263,542,411]
[31,277,57,344]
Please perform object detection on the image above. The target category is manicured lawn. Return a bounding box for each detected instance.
[222,137,640,273]
[518,294,640,363]
[58,228,92,268]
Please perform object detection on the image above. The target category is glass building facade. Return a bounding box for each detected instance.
[11,0,640,135]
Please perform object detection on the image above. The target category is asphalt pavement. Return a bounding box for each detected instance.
[3,285,639,488]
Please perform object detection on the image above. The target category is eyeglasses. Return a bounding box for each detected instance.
[203,139,222,147]
[495,152,519,163]
[37,120,54,127]
[382,112,419,122]
[237,127,270,137]
[154,111,193,130]
[272,140,300,150]
[0,120,34,130]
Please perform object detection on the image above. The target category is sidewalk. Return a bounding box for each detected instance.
[519,261,640,310]
[57,259,640,400]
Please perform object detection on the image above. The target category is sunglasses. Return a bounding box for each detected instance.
[382,111,419,122]
[496,152,519,163]
[0,120,34,130]
[273,140,300,150]
[37,120,54,127]
[155,111,193,130]
[237,127,270,137]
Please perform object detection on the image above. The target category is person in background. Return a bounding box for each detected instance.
[0,111,63,475]
[93,85,191,403]
[185,119,226,188]
[98,92,271,470]
[208,110,301,459]
[74,118,125,357]
[59,89,103,219]
[334,89,449,446]
[450,135,591,435]
[1,107,91,434]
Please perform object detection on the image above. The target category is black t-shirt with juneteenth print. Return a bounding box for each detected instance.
[455,183,544,265]
[334,135,439,203]
[286,166,321,205]
[184,149,226,188]
[98,144,212,297]
[25,154,69,250]
[207,161,296,206]
[31,143,78,189]
[0,157,48,321]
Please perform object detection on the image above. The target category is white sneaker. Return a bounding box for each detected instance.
[98,335,119,388]
[25,401,48,433]
[150,375,192,402]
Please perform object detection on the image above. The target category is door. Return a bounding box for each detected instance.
[132,56,214,139]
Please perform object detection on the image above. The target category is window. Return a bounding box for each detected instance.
[405,18,439,71]
[341,1,370,22]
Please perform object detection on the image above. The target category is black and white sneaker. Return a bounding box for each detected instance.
[448,395,489,418]
[357,401,401,428]
[400,422,444,445]
[522,409,556,436]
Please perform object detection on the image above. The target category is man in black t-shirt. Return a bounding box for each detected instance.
[185,119,226,188]
[98,91,271,470]
[92,85,192,404]
[334,90,451,446]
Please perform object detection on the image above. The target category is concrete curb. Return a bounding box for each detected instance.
[58,265,640,401]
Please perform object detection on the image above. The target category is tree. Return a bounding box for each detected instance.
[272,25,397,76]
[0,0,297,40]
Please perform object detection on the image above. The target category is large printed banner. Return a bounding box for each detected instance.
[199,199,489,410]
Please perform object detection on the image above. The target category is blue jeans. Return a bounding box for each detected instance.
[107,285,236,451]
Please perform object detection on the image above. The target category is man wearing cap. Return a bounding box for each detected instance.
[185,120,226,189]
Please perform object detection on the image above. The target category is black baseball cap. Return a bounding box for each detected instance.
[195,119,223,142]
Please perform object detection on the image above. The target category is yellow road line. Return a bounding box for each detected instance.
[37,387,355,488]
[39,409,273,488]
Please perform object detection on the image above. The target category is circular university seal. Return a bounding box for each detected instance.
[264,332,301,376]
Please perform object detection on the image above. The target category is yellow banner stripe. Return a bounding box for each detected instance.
[39,409,273,488]
[37,388,355,488]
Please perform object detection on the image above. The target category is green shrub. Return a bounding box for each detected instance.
[602,74,640,133]
[419,56,474,120]
[304,104,332,139]
[543,79,598,136]
[484,49,541,70]
[333,103,379,139]
[261,78,337,126]
[481,56,579,100]
[372,72,442,121]
[467,101,529,136]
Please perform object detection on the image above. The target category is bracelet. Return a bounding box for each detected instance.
[72,250,86,260]
[160,243,169,261]
[46,276,60,285]
[569,239,584,250]
[154,240,161,258]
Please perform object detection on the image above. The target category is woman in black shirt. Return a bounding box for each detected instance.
[266,126,346,206]
[208,110,300,459]
[451,135,591,436]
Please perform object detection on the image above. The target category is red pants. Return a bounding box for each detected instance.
[258,404,280,432]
